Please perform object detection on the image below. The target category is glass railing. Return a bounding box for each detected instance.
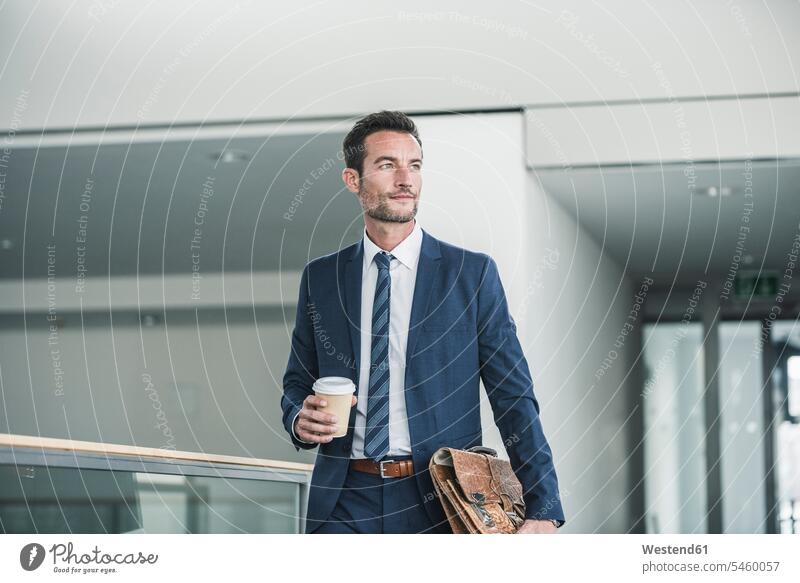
[0,434,313,534]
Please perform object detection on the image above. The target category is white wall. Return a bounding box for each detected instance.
[522,173,639,533]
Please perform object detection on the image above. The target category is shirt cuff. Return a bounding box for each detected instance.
[291,409,316,444]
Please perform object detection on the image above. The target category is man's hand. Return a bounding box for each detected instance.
[293,394,357,444]
[515,519,558,534]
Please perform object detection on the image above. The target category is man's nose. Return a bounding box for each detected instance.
[395,167,413,187]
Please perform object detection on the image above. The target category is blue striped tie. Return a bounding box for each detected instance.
[364,251,394,461]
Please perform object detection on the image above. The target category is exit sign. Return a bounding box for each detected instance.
[734,271,778,300]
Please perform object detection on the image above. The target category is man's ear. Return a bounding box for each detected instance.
[342,167,360,194]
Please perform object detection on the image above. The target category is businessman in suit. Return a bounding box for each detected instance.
[281,111,564,534]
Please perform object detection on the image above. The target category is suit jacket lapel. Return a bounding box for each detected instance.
[405,229,442,381]
[343,238,363,381]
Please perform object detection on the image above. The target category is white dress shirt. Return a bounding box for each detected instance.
[292,219,423,457]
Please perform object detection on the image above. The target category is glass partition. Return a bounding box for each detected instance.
[718,321,767,533]
[642,321,707,533]
[769,321,800,534]
[0,438,311,534]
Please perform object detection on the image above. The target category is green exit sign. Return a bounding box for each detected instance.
[734,271,778,300]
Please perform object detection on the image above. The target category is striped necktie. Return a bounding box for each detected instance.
[364,251,394,461]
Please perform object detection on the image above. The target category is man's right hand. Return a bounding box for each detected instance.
[293,394,357,444]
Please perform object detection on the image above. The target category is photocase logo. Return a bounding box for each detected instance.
[20,543,46,571]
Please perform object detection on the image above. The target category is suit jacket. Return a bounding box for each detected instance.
[281,228,565,532]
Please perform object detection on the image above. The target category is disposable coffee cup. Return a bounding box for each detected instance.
[312,377,356,438]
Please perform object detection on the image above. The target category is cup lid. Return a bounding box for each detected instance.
[312,376,356,395]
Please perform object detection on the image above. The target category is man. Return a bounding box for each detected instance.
[281,110,564,534]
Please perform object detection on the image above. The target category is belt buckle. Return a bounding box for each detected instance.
[379,459,394,478]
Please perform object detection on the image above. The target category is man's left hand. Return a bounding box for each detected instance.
[515,519,558,534]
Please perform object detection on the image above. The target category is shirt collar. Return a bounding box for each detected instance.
[362,219,423,271]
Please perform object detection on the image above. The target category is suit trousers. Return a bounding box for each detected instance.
[308,455,452,534]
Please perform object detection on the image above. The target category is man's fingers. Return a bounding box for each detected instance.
[298,418,339,435]
[300,407,337,425]
[296,417,339,442]
[297,428,334,443]
[305,393,357,409]
[305,394,328,408]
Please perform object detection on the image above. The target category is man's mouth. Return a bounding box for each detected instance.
[391,194,415,199]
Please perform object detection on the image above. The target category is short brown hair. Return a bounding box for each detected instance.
[342,110,422,176]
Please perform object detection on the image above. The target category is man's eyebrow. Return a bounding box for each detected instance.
[372,156,423,165]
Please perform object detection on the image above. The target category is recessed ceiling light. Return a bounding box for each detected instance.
[697,186,734,197]
[211,150,251,164]
[140,314,160,327]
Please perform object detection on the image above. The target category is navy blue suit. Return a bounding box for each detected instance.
[281,228,565,532]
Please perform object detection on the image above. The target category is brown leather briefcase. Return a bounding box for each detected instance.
[429,445,526,534]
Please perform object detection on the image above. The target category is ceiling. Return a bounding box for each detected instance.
[0,131,363,280]
[537,159,800,281]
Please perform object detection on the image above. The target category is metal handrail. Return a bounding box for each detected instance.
[0,433,313,472]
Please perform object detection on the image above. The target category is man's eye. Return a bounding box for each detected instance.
[380,163,393,169]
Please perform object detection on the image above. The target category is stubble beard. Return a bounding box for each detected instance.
[361,186,418,224]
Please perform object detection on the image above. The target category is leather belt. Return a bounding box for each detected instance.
[350,458,414,478]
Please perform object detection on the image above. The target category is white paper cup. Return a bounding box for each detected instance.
[312,377,356,438]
